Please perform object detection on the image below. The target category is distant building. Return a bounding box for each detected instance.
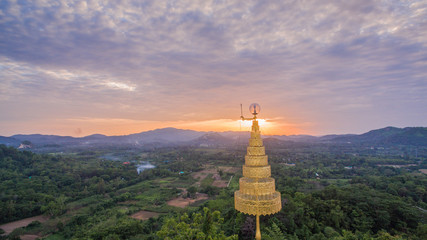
[18,143,32,149]
[283,163,296,167]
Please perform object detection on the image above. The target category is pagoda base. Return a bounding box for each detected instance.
[234,191,281,216]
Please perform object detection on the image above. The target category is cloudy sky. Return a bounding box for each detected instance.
[1,0,426,137]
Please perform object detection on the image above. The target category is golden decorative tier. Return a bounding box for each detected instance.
[251,131,261,139]
[242,165,271,178]
[239,177,276,195]
[247,146,265,156]
[249,138,263,146]
[245,155,268,166]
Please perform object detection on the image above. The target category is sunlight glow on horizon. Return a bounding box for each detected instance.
[239,119,272,132]
[2,117,307,137]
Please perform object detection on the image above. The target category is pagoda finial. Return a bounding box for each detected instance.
[241,103,260,120]
[235,103,282,240]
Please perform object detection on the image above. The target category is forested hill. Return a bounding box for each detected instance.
[324,127,427,146]
[1,127,427,152]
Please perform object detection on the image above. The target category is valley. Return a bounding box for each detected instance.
[0,134,426,239]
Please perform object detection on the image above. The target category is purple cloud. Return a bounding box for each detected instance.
[0,0,426,136]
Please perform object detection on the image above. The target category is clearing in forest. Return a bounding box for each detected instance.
[17,235,40,240]
[130,210,161,220]
[167,188,209,208]
[167,165,238,207]
[192,165,239,188]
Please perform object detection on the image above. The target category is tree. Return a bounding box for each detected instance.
[416,223,427,240]
[187,186,198,199]
[97,178,106,194]
[156,207,237,240]
[263,222,286,240]
[239,216,255,240]
[376,230,404,240]
[41,195,66,217]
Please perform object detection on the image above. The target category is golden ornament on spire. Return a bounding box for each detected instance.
[235,103,282,240]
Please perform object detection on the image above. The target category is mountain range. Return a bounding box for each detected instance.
[1,126,427,150]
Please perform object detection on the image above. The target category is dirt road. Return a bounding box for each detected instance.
[0,215,49,236]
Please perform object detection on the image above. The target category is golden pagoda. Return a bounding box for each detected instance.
[234,103,282,240]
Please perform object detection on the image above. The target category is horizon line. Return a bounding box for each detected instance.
[3,125,424,139]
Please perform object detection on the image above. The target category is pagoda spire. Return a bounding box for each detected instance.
[235,103,282,240]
